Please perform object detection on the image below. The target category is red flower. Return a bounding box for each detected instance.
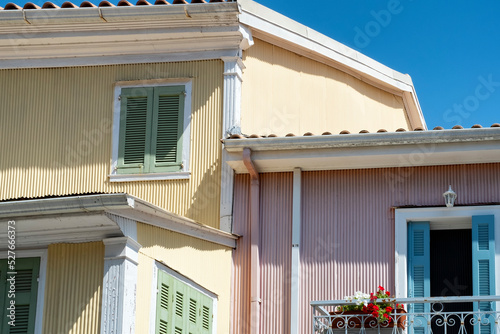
[372,312,379,318]
[386,306,393,313]
[362,305,367,312]
[378,286,385,291]
[383,313,389,319]
[386,291,391,296]
[372,305,379,311]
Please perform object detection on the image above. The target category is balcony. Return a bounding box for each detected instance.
[311,296,500,334]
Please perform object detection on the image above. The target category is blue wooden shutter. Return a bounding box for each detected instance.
[408,222,430,334]
[151,86,184,173]
[472,215,495,334]
[0,257,40,334]
[118,87,154,174]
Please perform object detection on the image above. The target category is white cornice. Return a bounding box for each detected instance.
[0,194,238,248]
[0,4,248,69]
[224,128,500,173]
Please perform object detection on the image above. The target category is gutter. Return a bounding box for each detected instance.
[0,193,238,248]
[243,148,261,334]
[224,127,500,152]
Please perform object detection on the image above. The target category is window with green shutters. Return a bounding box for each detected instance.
[156,269,214,334]
[118,85,185,174]
[0,257,40,334]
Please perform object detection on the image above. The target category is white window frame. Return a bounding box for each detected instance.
[395,205,500,298]
[110,79,192,182]
[148,261,218,334]
[0,249,47,334]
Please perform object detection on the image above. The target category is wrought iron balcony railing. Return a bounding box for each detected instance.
[311,295,500,334]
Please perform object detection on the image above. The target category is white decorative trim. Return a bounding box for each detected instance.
[110,79,192,182]
[148,261,218,334]
[101,237,141,334]
[224,128,500,174]
[290,168,301,334]
[394,205,500,299]
[0,249,47,334]
[219,56,246,232]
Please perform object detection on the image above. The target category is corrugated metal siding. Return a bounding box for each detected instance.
[241,38,409,137]
[136,223,232,334]
[43,242,104,334]
[0,61,223,228]
[232,164,500,333]
[231,173,293,334]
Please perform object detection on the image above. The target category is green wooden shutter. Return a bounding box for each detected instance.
[186,290,213,334]
[408,222,430,334]
[472,215,495,334]
[0,257,40,334]
[156,269,214,334]
[151,86,184,173]
[117,87,154,174]
[156,270,173,334]
[172,278,188,334]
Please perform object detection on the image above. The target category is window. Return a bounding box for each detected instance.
[111,81,192,182]
[395,207,500,334]
[0,257,40,334]
[155,268,215,334]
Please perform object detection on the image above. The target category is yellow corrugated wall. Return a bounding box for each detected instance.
[135,223,232,334]
[0,61,223,228]
[43,242,104,334]
[241,38,409,136]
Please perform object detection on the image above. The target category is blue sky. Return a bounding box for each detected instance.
[2,0,499,129]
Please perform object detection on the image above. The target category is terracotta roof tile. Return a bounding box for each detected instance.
[0,0,230,10]
[80,1,97,7]
[42,2,60,8]
[61,1,79,7]
[23,2,41,9]
[225,123,500,140]
[117,0,133,6]
[4,3,22,9]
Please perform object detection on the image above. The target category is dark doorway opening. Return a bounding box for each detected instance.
[430,229,473,334]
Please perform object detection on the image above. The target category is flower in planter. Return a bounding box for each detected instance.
[341,286,404,324]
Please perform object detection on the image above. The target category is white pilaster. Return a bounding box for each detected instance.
[220,56,245,233]
[291,168,302,334]
[101,237,141,334]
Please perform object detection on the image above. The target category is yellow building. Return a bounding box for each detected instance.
[0,1,425,334]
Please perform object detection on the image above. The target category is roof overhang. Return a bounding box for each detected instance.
[237,0,426,130]
[0,193,237,250]
[224,128,500,173]
[0,3,251,68]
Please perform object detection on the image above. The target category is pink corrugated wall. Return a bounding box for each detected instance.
[231,164,500,334]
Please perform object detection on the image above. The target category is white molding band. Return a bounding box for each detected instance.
[220,56,247,233]
[291,168,301,334]
[101,237,141,334]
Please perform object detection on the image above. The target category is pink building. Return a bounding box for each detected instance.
[225,127,500,333]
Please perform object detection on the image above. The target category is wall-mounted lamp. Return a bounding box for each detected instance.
[443,185,457,208]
